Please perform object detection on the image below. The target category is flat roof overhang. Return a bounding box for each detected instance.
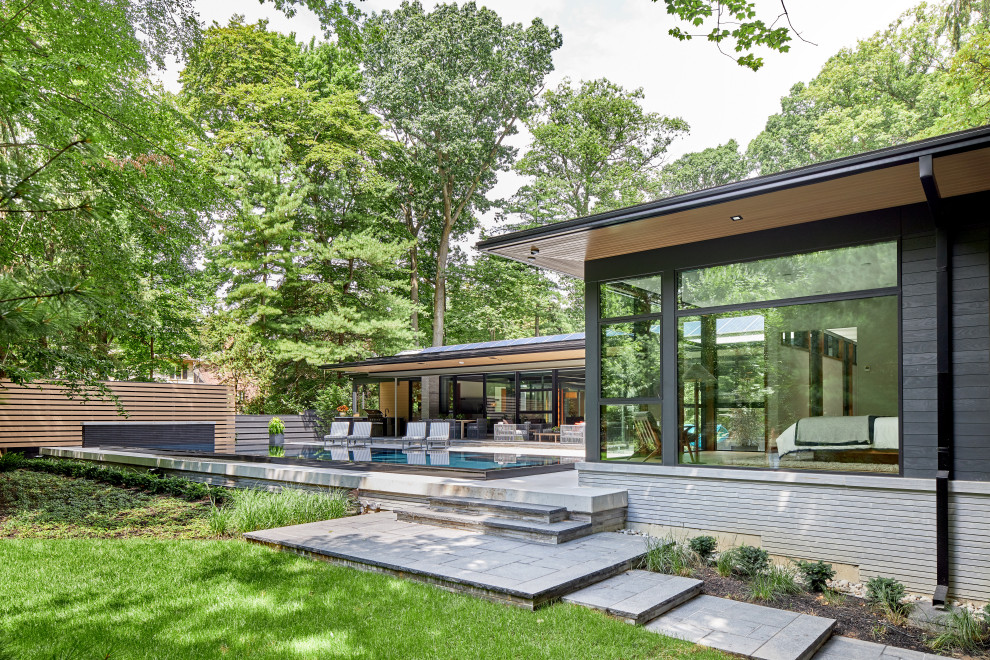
[477,126,990,277]
[321,340,585,379]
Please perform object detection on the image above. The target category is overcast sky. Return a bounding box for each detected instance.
[162,0,922,240]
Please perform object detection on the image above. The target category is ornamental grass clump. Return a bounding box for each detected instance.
[209,486,354,535]
[928,606,990,654]
[748,565,802,602]
[642,535,698,577]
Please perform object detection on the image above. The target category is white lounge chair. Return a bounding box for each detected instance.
[323,421,351,448]
[426,421,451,449]
[401,421,427,448]
[346,421,372,447]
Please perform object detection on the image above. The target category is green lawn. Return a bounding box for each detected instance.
[0,469,727,659]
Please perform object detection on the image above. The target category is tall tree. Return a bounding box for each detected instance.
[509,78,688,224]
[362,1,562,346]
[655,140,750,197]
[0,0,218,397]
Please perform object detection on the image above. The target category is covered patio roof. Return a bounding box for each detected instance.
[476,125,990,277]
[320,333,585,378]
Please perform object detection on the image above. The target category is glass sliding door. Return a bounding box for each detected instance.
[485,374,516,424]
[519,372,552,424]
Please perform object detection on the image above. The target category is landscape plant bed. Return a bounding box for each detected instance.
[696,566,989,659]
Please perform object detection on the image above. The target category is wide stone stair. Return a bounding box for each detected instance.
[395,495,594,544]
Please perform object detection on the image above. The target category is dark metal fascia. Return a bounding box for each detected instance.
[478,126,990,253]
[921,153,953,606]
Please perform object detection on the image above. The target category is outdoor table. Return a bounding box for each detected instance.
[531,432,561,443]
[455,419,474,439]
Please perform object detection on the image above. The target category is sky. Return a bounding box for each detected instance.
[162,0,923,241]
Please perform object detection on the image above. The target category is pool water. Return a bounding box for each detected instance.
[313,448,565,470]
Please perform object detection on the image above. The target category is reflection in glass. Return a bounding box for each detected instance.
[601,274,662,318]
[520,372,552,424]
[601,403,662,461]
[456,375,485,417]
[558,369,586,425]
[485,374,516,423]
[679,242,897,309]
[677,296,899,472]
[601,320,662,399]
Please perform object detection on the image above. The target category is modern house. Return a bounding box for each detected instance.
[322,333,586,437]
[473,126,990,604]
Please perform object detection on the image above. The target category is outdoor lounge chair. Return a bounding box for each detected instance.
[400,421,427,448]
[323,421,351,447]
[346,421,372,447]
[426,421,451,449]
[329,446,350,461]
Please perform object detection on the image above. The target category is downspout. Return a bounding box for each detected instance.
[394,378,399,438]
[920,154,952,606]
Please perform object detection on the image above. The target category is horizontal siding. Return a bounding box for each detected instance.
[578,467,990,601]
[0,381,235,453]
[901,232,937,477]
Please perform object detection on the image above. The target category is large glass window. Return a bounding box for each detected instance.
[676,242,899,473]
[520,372,552,424]
[679,242,897,310]
[558,369,586,425]
[601,321,662,399]
[601,403,662,461]
[485,374,516,423]
[601,274,662,318]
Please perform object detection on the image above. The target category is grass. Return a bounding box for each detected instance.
[642,534,699,576]
[748,565,802,602]
[208,486,354,535]
[928,607,990,654]
[0,469,729,660]
[0,470,213,539]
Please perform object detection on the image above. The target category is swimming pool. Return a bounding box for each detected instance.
[313,448,566,470]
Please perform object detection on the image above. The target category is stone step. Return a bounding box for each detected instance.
[562,569,703,625]
[395,509,592,544]
[644,594,835,660]
[427,496,569,524]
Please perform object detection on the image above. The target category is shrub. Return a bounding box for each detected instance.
[794,560,836,593]
[688,535,718,563]
[268,417,285,435]
[642,535,698,577]
[0,451,26,472]
[268,446,285,457]
[749,565,802,602]
[865,576,910,623]
[734,545,771,577]
[928,607,990,654]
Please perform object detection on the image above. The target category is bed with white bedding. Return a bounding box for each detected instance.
[775,415,898,458]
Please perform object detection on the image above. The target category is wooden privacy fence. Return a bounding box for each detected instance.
[234,412,324,454]
[0,381,235,453]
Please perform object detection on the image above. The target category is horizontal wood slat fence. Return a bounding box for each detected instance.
[234,413,326,454]
[0,381,235,453]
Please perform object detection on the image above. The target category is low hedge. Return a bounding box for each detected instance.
[0,452,230,504]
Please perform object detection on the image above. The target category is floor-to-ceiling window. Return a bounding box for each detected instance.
[519,372,552,424]
[598,274,663,460]
[485,373,516,423]
[676,241,899,472]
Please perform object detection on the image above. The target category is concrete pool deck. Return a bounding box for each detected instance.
[39,446,628,528]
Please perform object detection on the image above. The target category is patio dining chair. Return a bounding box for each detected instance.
[426,421,451,449]
[400,421,427,448]
[323,421,351,448]
[346,421,372,447]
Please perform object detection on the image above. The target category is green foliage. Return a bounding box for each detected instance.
[642,535,699,576]
[0,0,220,394]
[268,446,285,457]
[363,1,562,346]
[207,487,353,534]
[794,560,836,593]
[0,451,26,472]
[719,544,771,577]
[928,607,990,654]
[688,535,718,562]
[748,565,802,602]
[13,457,228,504]
[268,417,286,435]
[508,77,687,224]
[656,140,750,197]
[865,576,910,622]
[0,469,213,539]
[658,0,794,71]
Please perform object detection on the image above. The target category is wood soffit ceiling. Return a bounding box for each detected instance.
[336,349,586,375]
[485,146,990,278]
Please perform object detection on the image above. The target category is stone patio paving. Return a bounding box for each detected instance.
[245,511,647,609]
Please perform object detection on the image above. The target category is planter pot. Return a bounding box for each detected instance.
[269,433,284,448]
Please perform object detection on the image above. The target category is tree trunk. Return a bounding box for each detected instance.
[432,179,455,347]
[409,242,420,335]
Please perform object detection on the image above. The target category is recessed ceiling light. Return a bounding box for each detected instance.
[730,215,743,221]
[530,246,540,255]
[458,361,465,364]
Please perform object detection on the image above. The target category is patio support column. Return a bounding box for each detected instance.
[394,378,399,438]
[921,154,952,606]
